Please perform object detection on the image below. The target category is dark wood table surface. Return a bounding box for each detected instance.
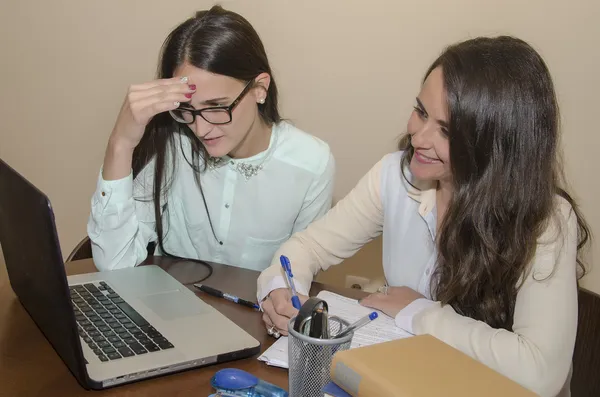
[0,256,366,396]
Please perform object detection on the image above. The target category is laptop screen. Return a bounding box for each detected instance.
[0,158,90,388]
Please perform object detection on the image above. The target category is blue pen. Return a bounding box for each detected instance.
[334,311,378,339]
[280,255,302,310]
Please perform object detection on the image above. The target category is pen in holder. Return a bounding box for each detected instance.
[287,315,353,397]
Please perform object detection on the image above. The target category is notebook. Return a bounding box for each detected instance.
[258,290,411,368]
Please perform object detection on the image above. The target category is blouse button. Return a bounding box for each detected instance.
[101,191,106,197]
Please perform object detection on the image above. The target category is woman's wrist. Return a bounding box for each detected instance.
[102,138,135,181]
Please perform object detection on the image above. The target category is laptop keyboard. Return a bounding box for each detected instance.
[70,281,174,362]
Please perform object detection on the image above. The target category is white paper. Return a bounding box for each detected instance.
[257,336,289,368]
[257,290,412,368]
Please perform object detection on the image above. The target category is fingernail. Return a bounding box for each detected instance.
[189,84,196,90]
[185,93,192,98]
[180,76,188,83]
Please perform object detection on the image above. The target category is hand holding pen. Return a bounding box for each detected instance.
[280,255,302,310]
[260,255,309,337]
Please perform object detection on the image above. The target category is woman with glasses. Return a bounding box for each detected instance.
[258,36,589,396]
[88,6,335,273]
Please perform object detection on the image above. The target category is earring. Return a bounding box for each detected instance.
[258,98,265,104]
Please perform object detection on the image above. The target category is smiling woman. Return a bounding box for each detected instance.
[87,5,335,274]
[258,36,590,397]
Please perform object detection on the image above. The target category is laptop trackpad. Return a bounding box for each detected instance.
[140,291,205,321]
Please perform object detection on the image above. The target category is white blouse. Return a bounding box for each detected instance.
[88,121,335,272]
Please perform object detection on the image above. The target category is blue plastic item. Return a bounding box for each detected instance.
[210,368,289,397]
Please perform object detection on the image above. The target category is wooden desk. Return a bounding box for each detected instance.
[0,256,365,396]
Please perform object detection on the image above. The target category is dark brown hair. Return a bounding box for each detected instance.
[132,5,281,253]
[399,36,590,330]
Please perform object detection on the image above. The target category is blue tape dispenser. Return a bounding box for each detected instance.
[209,368,288,397]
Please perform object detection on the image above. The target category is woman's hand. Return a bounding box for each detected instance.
[110,77,196,151]
[102,77,196,180]
[261,288,308,337]
[359,286,424,318]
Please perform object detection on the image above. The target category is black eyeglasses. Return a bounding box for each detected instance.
[169,79,255,125]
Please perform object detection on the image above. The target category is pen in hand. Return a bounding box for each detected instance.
[193,284,259,310]
[334,311,378,339]
[280,255,302,310]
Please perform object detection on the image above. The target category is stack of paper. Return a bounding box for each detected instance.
[258,290,412,369]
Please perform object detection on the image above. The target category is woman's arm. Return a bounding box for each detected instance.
[88,77,194,271]
[87,159,158,271]
[412,199,578,397]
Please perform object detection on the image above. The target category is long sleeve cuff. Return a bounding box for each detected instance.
[93,169,134,207]
[257,275,311,305]
[394,298,438,334]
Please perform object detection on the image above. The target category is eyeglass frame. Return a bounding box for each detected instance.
[169,78,256,125]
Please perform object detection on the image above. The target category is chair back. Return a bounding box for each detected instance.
[572,287,600,397]
[65,237,92,262]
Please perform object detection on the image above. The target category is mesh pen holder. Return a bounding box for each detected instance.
[287,315,353,397]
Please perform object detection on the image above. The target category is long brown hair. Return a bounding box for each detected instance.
[399,36,590,330]
[131,5,281,254]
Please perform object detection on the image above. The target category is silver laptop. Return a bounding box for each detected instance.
[0,157,260,390]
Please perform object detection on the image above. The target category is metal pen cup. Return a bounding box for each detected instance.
[287,315,353,397]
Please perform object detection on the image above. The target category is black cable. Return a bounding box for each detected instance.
[150,131,219,284]
[153,226,214,284]
[162,252,214,284]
